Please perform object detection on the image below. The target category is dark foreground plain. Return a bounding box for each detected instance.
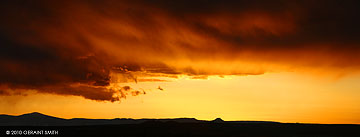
[1,112,359,137]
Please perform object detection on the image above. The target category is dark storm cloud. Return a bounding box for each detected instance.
[0,34,110,87]
[1,0,360,101]
[140,0,360,51]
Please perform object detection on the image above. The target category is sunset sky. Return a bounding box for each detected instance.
[1,0,360,124]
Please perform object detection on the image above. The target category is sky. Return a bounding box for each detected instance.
[0,0,360,124]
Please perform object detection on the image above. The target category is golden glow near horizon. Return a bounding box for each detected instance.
[1,72,360,124]
[1,1,360,125]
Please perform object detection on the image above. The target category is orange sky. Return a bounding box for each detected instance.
[1,72,360,124]
[1,0,360,124]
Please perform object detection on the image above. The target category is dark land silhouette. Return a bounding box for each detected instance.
[0,112,359,137]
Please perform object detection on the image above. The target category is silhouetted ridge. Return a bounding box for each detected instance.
[0,112,346,127]
[0,113,207,126]
[19,112,56,118]
[21,112,43,115]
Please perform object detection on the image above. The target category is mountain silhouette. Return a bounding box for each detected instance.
[0,112,281,126]
[0,112,65,126]
[1,112,359,137]
[0,112,219,126]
